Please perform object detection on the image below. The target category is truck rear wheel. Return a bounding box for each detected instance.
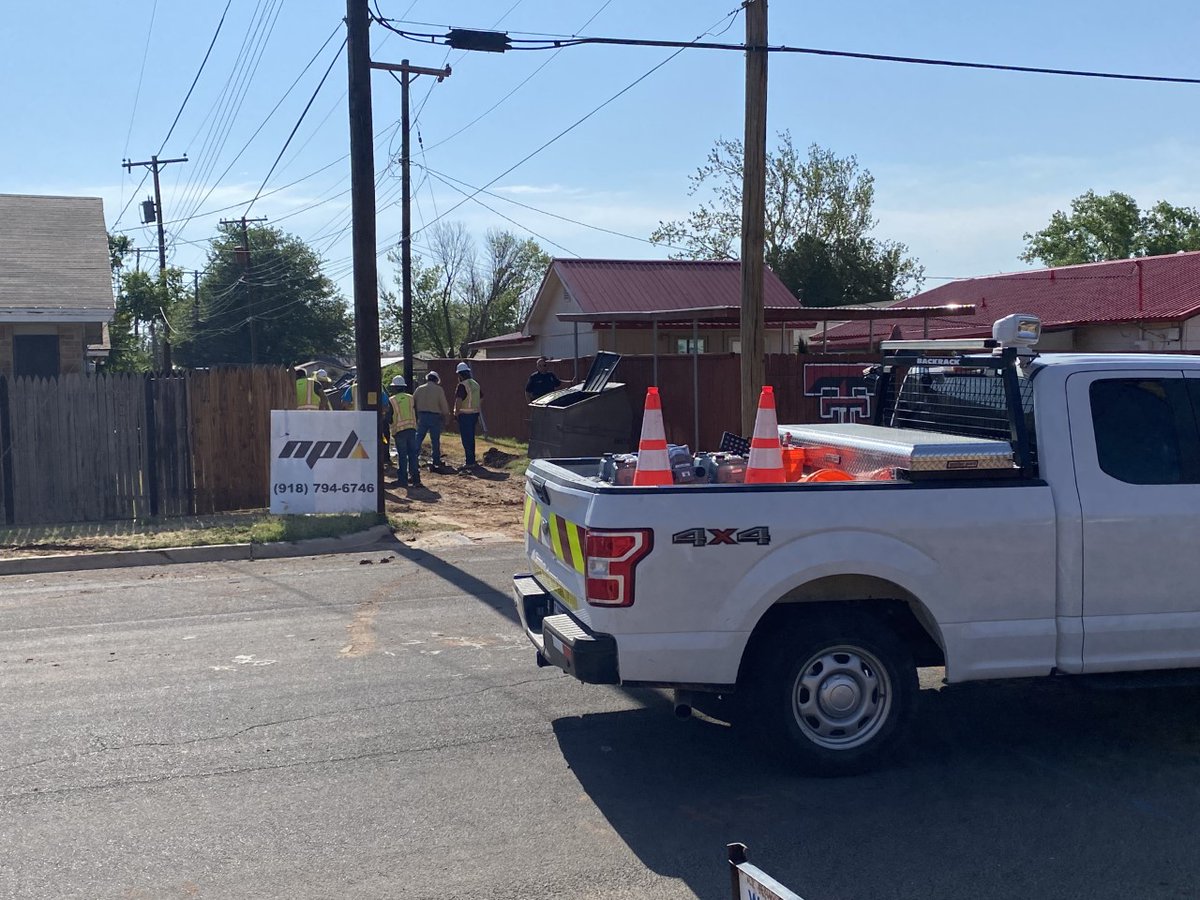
[753,612,916,776]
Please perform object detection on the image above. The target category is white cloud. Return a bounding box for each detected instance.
[493,183,583,197]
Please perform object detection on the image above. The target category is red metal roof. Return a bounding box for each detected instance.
[468,330,533,348]
[551,258,799,315]
[819,251,1200,346]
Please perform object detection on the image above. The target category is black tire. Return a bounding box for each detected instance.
[750,611,917,776]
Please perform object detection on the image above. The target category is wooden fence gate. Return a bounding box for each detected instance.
[0,368,293,526]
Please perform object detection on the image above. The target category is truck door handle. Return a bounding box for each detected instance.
[530,476,550,505]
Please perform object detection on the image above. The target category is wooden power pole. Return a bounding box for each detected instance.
[371,59,450,389]
[739,0,768,437]
[123,154,187,371]
[346,0,385,516]
[220,216,268,363]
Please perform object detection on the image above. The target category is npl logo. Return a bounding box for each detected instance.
[803,363,872,423]
[278,430,371,469]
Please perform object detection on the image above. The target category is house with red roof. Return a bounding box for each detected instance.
[469,258,802,359]
[816,251,1200,352]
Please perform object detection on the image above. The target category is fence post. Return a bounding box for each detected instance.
[0,375,13,526]
[144,374,160,517]
[727,843,748,899]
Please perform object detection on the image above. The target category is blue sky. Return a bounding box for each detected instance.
[4,0,1200,297]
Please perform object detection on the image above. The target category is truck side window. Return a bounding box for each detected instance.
[1089,378,1199,484]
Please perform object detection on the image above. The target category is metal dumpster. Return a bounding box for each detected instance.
[528,352,634,459]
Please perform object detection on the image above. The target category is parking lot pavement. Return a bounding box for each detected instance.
[2,545,1199,899]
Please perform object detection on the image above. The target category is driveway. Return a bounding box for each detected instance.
[2,544,1198,899]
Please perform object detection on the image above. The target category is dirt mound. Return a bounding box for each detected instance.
[482,447,517,468]
[386,439,526,542]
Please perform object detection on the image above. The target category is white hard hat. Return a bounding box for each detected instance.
[315,368,329,381]
[390,375,406,388]
[456,362,471,374]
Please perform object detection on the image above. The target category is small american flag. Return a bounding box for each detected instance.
[719,432,750,455]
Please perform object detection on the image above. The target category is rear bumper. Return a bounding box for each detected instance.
[513,573,619,685]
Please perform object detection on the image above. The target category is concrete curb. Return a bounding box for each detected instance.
[0,524,398,577]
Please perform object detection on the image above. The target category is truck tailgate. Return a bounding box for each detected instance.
[522,471,593,629]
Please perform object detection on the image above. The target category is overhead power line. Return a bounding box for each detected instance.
[243,37,347,218]
[409,7,743,239]
[376,20,1200,86]
[159,0,233,154]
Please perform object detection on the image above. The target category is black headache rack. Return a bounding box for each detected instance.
[867,340,1038,475]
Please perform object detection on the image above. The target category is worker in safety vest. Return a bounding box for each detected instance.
[386,375,420,487]
[453,362,483,469]
[295,367,331,411]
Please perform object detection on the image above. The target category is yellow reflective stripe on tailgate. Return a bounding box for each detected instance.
[534,562,578,610]
[526,497,586,574]
[549,513,566,560]
[566,522,585,574]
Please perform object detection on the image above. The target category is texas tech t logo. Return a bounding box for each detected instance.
[803,364,872,422]
[278,431,370,468]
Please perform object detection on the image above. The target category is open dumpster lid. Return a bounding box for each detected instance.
[581,351,621,393]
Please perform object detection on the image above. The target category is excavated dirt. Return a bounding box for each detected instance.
[385,438,527,547]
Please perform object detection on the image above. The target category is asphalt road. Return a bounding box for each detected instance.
[3,544,1200,900]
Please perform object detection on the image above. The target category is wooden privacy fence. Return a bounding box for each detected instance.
[0,368,294,526]
[428,353,881,449]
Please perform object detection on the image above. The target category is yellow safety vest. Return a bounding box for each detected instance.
[389,392,416,433]
[458,378,481,414]
[297,377,320,410]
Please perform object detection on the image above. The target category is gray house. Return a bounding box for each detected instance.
[0,194,114,378]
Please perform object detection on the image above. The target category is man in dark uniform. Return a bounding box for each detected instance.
[524,357,562,401]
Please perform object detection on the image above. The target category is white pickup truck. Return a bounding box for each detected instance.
[513,315,1200,774]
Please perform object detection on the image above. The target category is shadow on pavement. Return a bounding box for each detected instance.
[394,543,518,626]
[553,676,1200,900]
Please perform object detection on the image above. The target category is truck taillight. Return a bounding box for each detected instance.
[584,528,653,607]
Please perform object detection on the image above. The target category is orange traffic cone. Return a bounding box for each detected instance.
[632,387,673,486]
[744,386,786,484]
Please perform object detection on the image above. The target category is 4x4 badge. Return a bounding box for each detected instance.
[671,526,771,547]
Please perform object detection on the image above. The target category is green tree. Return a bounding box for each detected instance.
[179,223,352,367]
[650,131,924,306]
[383,224,549,358]
[1021,191,1200,266]
[105,233,191,372]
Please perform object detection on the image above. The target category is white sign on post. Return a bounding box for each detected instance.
[269,410,378,514]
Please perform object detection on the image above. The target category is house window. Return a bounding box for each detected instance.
[13,334,60,378]
[676,337,707,354]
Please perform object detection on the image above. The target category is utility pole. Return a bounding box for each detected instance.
[347,2,450,517]
[221,216,268,363]
[739,0,768,437]
[346,0,385,517]
[192,270,201,329]
[123,154,187,371]
[372,58,450,387]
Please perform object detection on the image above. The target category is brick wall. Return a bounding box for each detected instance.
[58,324,85,375]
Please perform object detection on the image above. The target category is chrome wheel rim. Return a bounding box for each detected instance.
[791,645,892,750]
